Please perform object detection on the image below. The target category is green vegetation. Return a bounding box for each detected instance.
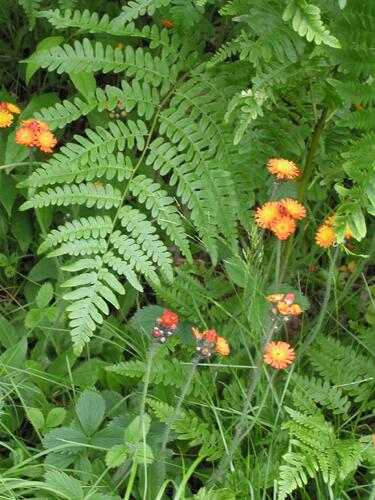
[0,0,374,498]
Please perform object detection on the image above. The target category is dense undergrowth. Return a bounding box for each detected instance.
[0,0,374,498]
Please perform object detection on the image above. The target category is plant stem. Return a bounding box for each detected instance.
[280,108,328,282]
[208,317,278,486]
[300,246,339,354]
[114,341,158,489]
[139,341,158,499]
[157,356,200,489]
[274,239,282,289]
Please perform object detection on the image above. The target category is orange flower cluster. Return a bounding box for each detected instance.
[15,119,57,153]
[267,158,301,180]
[266,292,303,319]
[264,341,295,369]
[263,294,301,369]
[0,102,21,128]
[315,214,353,249]
[256,198,306,240]
[152,309,179,343]
[192,328,230,357]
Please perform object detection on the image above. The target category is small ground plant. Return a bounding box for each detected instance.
[0,0,374,498]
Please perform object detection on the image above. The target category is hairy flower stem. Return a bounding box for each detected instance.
[114,341,158,488]
[157,356,200,489]
[280,108,328,282]
[299,246,339,354]
[208,318,278,486]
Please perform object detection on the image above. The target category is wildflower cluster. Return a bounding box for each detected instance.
[152,310,179,343]
[266,292,303,320]
[192,328,230,357]
[256,198,306,240]
[315,214,353,249]
[0,102,21,128]
[263,293,302,370]
[16,119,57,153]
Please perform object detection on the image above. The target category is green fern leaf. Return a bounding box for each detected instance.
[118,206,174,282]
[113,0,171,25]
[18,0,41,29]
[38,216,113,255]
[20,183,122,211]
[25,39,177,93]
[283,0,341,48]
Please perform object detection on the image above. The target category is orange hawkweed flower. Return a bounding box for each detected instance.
[289,304,303,316]
[280,198,306,220]
[160,310,179,328]
[192,327,204,340]
[215,336,230,356]
[264,341,295,369]
[5,102,21,114]
[35,130,57,153]
[15,126,35,147]
[266,294,285,303]
[276,301,291,316]
[255,201,281,229]
[315,224,336,248]
[0,109,13,128]
[372,435,375,446]
[270,216,296,240]
[161,18,175,29]
[204,329,217,343]
[21,119,49,131]
[267,158,300,180]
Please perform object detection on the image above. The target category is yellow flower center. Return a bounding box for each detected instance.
[272,348,286,360]
[275,160,291,172]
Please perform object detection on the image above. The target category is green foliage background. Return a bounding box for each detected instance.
[0,0,374,498]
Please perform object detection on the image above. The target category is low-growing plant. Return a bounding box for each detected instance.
[0,0,373,499]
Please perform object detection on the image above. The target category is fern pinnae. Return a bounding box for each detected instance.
[37,215,113,254]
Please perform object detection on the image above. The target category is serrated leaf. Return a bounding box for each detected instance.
[26,407,45,430]
[44,470,83,499]
[75,389,105,436]
[105,444,128,468]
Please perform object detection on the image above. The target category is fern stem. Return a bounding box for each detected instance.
[280,107,328,282]
[157,356,200,489]
[300,246,339,354]
[208,318,278,485]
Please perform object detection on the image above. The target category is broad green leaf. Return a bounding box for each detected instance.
[36,282,54,308]
[350,206,367,240]
[75,389,105,435]
[26,37,64,84]
[134,442,154,464]
[0,173,17,216]
[44,470,83,499]
[26,407,45,430]
[43,427,87,453]
[69,71,97,99]
[124,414,151,444]
[0,338,27,372]
[46,408,67,428]
[105,444,128,468]
[11,211,33,252]
[224,256,248,288]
